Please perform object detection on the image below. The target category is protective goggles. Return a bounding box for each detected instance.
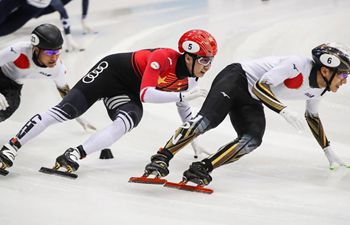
[43,49,61,56]
[338,71,349,79]
[197,56,214,66]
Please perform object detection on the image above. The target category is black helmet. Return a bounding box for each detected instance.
[31,24,63,50]
[312,43,350,72]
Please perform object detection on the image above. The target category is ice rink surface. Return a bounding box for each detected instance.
[1,0,350,225]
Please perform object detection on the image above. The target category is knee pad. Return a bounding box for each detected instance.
[51,89,89,121]
[238,134,262,154]
[111,103,143,133]
[186,115,211,135]
[49,103,79,121]
[117,104,143,128]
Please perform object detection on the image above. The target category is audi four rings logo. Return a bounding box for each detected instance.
[82,61,109,83]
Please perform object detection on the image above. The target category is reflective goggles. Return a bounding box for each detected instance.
[197,56,214,66]
[338,71,349,79]
[43,49,61,56]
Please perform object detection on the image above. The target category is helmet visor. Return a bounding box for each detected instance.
[197,56,213,66]
[43,49,61,56]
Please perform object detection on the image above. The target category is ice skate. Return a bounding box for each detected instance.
[55,147,81,173]
[129,153,170,185]
[81,19,98,34]
[183,161,212,186]
[144,153,170,177]
[163,161,214,194]
[0,142,19,176]
[0,143,19,168]
[65,34,85,52]
[39,147,82,179]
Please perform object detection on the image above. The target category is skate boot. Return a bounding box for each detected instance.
[183,161,213,186]
[0,138,21,169]
[65,34,85,52]
[145,149,173,177]
[55,147,85,173]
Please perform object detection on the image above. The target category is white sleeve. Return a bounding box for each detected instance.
[141,87,181,103]
[187,77,199,90]
[305,98,321,116]
[141,77,198,103]
[260,57,302,86]
[176,101,193,122]
[0,45,21,67]
[53,63,69,89]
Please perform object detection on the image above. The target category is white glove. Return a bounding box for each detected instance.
[76,117,96,131]
[65,34,85,52]
[180,89,208,102]
[279,107,305,132]
[81,18,97,34]
[0,93,9,111]
[191,140,211,159]
[323,146,349,170]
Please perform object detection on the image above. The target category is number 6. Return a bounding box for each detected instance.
[327,57,332,64]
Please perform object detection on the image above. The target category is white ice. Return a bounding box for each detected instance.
[0,0,350,225]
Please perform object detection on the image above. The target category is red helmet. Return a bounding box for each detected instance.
[178,29,217,57]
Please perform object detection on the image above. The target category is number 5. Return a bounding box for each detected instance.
[188,43,192,50]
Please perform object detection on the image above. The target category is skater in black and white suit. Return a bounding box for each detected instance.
[142,43,350,186]
[0,23,93,129]
[0,0,92,51]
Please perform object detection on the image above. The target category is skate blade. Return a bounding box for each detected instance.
[65,48,85,53]
[129,176,167,185]
[164,181,213,194]
[39,167,78,179]
[0,168,9,176]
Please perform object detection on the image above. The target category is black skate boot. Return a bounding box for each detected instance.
[183,160,213,186]
[145,149,173,177]
[0,138,21,169]
[55,147,86,173]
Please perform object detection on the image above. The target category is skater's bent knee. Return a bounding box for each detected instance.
[240,134,262,154]
[118,104,143,128]
[187,115,211,135]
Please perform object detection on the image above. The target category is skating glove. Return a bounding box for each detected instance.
[323,146,349,170]
[0,93,9,111]
[279,107,305,132]
[191,140,211,159]
[76,117,96,132]
[180,88,208,102]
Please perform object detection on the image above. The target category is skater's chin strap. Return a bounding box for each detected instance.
[186,53,198,78]
[32,51,47,68]
[321,68,338,96]
[190,55,196,78]
[176,54,195,79]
